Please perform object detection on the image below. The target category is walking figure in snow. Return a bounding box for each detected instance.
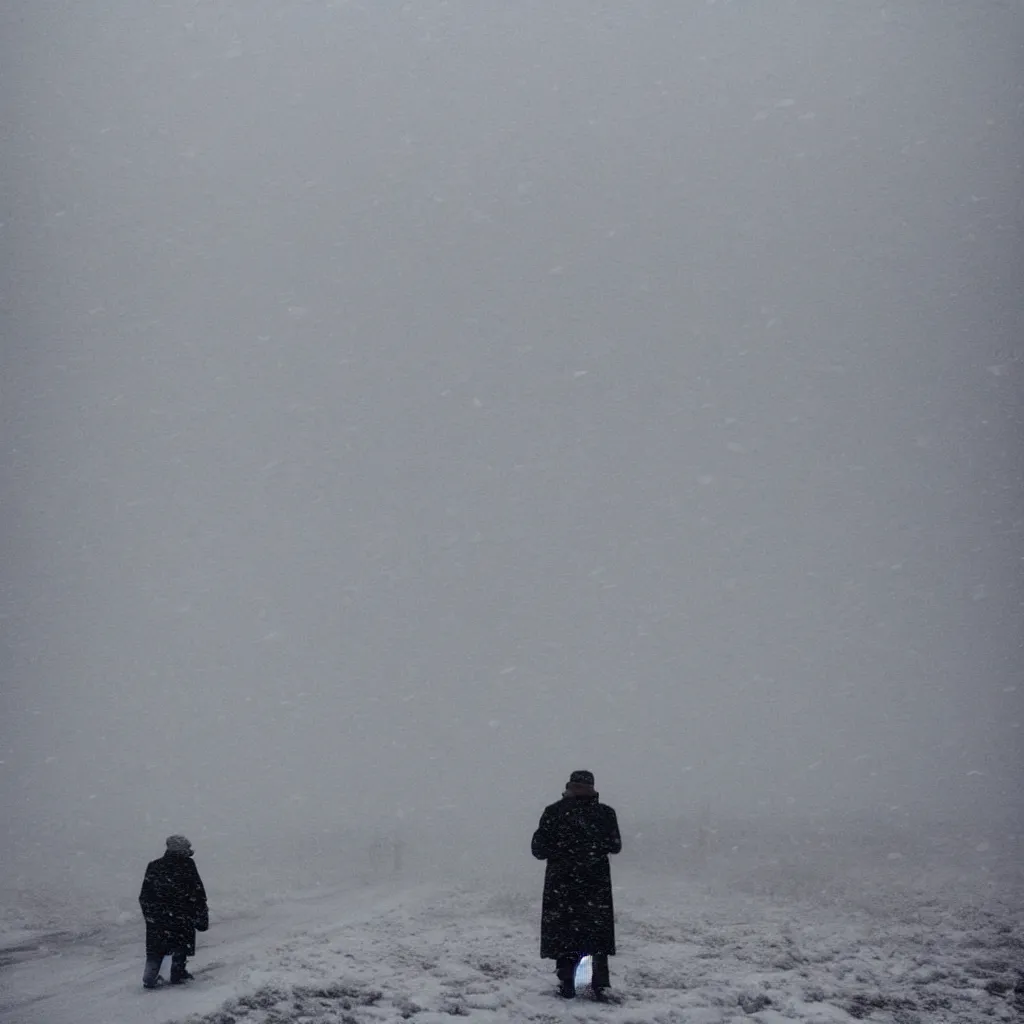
[368,831,406,875]
[139,835,209,988]
[531,770,621,1000]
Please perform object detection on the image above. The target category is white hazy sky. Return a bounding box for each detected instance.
[1,1,1021,875]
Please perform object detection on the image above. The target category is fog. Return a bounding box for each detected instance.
[1,1,1021,901]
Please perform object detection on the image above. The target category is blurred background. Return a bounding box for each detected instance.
[1,1,1020,913]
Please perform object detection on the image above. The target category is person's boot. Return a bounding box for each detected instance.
[591,954,611,1001]
[555,957,577,998]
[170,954,193,984]
[142,955,165,989]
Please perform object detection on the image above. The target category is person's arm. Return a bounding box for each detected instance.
[190,863,207,906]
[604,807,622,856]
[139,864,157,920]
[192,865,209,929]
[531,807,555,860]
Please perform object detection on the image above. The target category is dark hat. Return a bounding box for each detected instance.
[568,770,595,786]
[165,834,193,854]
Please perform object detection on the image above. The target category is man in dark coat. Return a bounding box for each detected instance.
[139,835,208,988]
[531,770,621,1000]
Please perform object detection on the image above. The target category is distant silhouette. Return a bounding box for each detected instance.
[368,831,406,875]
[531,771,621,1000]
[138,835,208,988]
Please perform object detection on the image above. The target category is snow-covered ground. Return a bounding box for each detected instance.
[2,858,1021,1024]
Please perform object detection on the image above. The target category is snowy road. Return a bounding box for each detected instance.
[1,873,1020,1023]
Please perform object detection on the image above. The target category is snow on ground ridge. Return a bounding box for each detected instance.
[161,875,1023,1024]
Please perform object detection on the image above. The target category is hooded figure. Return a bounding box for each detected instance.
[139,835,208,988]
[531,771,621,999]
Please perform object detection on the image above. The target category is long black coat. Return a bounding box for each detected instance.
[139,852,208,957]
[531,795,621,958]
